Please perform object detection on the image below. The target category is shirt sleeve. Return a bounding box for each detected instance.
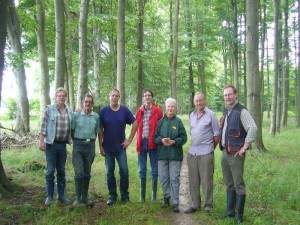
[40,107,49,136]
[211,113,220,136]
[240,109,257,143]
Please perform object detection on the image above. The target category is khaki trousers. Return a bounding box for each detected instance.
[187,152,214,211]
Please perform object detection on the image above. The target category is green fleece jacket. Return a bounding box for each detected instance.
[154,115,187,161]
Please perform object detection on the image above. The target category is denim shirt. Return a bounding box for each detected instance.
[44,104,73,144]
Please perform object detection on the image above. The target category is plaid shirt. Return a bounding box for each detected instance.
[40,104,70,142]
[142,105,152,139]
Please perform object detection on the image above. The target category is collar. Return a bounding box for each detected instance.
[227,102,238,113]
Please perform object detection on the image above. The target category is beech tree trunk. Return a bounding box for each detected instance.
[171,0,180,99]
[35,0,50,115]
[296,0,300,127]
[76,0,89,108]
[270,0,280,136]
[54,0,66,90]
[7,0,30,134]
[117,0,125,104]
[246,0,266,151]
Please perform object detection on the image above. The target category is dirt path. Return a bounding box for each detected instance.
[169,155,196,225]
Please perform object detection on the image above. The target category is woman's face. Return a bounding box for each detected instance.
[166,102,176,117]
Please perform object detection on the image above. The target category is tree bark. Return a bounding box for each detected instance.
[296,0,300,127]
[136,0,146,108]
[7,0,30,134]
[186,0,194,110]
[171,0,180,99]
[76,0,89,108]
[270,0,280,136]
[35,0,51,115]
[54,0,66,90]
[246,0,266,151]
[281,0,289,127]
[64,0,76,110]
[0,0,9,105]
[231,0,239,94]
[117,0,125,104]
[92,0,102,103]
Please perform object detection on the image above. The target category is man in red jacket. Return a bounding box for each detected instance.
[135,89,163,203]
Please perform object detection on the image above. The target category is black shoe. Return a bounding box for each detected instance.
[185,207,199,214]
[107,198,115,206]
[205,208,212,214]
[162,197,170,208]
[219,212,235,219]
[173,204,179,213]
[121,197,130,203]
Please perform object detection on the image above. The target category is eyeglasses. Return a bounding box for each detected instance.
[84,101,93,104]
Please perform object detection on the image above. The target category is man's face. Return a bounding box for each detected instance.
[223,87,237,106]
[109,90,120,106]
[83,96,94,111]
[56,91,66,105]
[193,94,206,111]
[143,91,153,105]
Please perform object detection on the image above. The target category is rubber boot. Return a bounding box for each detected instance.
[73,178,83,206]
[219,190,236,219]
[151,179,158,203]
[82,177,91,204]
[234,194,246,224]
[44,181,54,206]
[57,181,70,204]
[162,197,170,208]
[138,179,146,203]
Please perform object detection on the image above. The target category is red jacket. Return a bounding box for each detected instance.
[135,103,163,153]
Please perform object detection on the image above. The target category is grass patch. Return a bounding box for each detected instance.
[0,115,300,224]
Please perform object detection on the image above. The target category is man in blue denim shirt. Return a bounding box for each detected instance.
[39,87,73,206]
[71,94,100,206]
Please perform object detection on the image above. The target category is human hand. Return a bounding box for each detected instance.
[234,148,246,157]
[100,147,105,156]
[39,141,45,151]
[122,139,131,149]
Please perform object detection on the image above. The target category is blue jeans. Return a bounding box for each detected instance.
[45,143,67,198]
[72,140,95,180]
[105,150,129,200]
[138,139,158,180]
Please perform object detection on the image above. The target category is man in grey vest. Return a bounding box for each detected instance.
[219,85,257,224]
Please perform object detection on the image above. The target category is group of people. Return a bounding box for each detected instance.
[39,85,257,224]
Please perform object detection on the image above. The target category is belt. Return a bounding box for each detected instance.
[74,138,95,142]
[54,140,67,144]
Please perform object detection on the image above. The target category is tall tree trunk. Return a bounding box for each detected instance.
[136,0,146,108]
[54,0,66,90]
[276,11,283,133]
[117,0,125,104]
[171,0,179,99]
[169,0,173,69]
[0,0,9,105]
[109,0,117,87]
[296,0,300,127]
[270,0,280,136]
[7,0,30,134]
[246,0,266,151]
[231,0,239,94]
[266,30,271,119]
[64,0,75,110]
[92,0,102,103]
[35,0,50,115]
[186,0,194,109]
[260,0,266,119]
[0,0,19,196]
[281,0,290,127]
[76,0,89,108]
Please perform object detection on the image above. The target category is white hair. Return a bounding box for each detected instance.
[165,98,176,106]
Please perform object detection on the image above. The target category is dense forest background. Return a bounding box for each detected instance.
[0,0,300,194]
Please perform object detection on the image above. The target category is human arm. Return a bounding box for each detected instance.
[122,120,138,149]
[235,109,257,156]
[98,125,105,156]
[39,107,48,151]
